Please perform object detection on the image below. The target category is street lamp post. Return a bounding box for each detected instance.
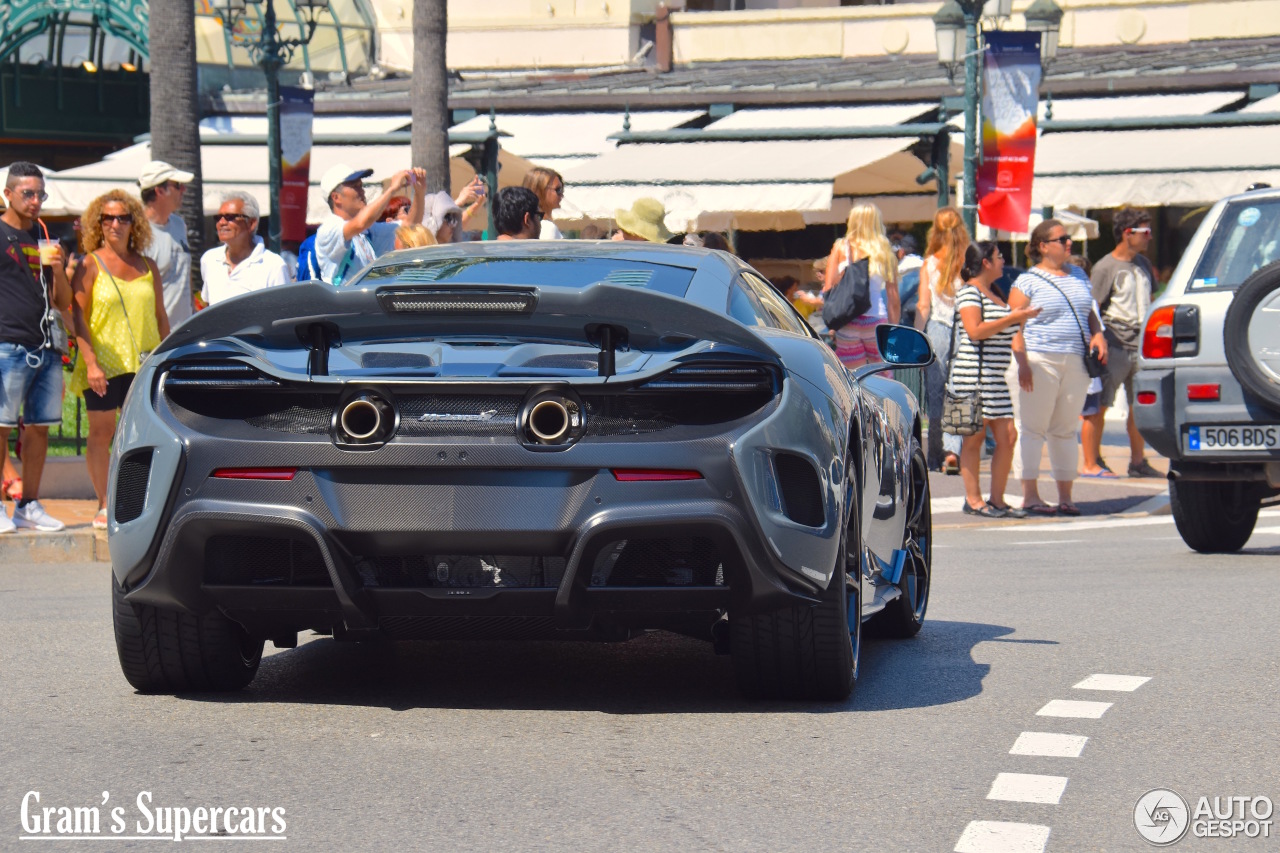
[218,0,329,253]
[933,0,1062,237]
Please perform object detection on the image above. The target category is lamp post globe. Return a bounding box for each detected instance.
[1024,0,1066,64]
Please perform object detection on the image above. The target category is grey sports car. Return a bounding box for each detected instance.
[109,241,933,701]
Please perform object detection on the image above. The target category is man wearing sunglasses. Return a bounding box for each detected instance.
[0,161,73,532]
[138,160,195,327]
[199,192,292,306]
[1083,207,1161,478]
[314,163,427,286]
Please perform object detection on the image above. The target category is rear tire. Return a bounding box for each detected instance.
[1170,479,1260,553]
[113,577,263,693]
[732,465,860,701]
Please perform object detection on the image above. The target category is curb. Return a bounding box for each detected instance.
[0,527,109,563]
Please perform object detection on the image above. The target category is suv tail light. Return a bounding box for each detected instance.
[1142,305,1200,359]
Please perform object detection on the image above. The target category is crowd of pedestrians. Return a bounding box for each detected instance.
[0,148,1162,532]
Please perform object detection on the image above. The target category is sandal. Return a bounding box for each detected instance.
[1024,503,1058,516]
[990,502,1028,519]
[942,454,960,475]
[1080,467,1118,479]
[2,477,21,502]
[92,509,108,530]
[1056,503,1082,517]
[963,502,1006,518]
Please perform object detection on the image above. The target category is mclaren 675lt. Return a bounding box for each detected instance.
[108,241,934,701]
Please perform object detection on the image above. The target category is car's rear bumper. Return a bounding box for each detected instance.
[1134,366,1280,487]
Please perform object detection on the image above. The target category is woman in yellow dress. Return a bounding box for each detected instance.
[70,190,170,529]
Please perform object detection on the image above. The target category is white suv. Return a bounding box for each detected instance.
[1134,186,1280,553]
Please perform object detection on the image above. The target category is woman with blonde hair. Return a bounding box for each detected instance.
[70,189,169,529]
[522,166,565,240]
[916,206,969,472]
[393,223,436,250]
[822,203,900,368]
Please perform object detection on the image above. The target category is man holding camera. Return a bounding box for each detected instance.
[313,164,427,285]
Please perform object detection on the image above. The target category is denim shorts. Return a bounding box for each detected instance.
[0,343,64,428]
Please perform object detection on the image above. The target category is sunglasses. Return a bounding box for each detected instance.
[18,189,49,202]
[551,184,565,196]
[100,213,133,225]
[1128,226,1152,235]
[216,213,249,223]
[1045,235,1072,246]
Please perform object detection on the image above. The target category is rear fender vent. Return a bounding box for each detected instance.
[164,361,280,390]
[774,453,825,527]
[204,535,330,587]
[114,450,153,524]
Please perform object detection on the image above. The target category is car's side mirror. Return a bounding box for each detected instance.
[876,324,935,368]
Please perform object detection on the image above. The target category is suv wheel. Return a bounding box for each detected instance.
[731,462,860,701]
[1170,479,1261,553]
[113,577,264,692]
[1224,260,1280,412]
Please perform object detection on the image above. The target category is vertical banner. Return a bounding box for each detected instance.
[279,86,314,244]
[977,31,1042,234]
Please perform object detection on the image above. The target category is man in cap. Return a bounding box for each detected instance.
[314,164,426,285]
[200,192,292,306]
[138,160,195,327]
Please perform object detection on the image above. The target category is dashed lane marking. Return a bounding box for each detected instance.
[986,773,1069,805]
[1036,699,1112,719]
[1009,732,1088,758]
[954,820,1051,853]
[1073,673,1151,692]
[989,507,1280,532]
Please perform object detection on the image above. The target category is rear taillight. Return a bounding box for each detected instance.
[212,468,297,480]
[1143,306,1176,359]
[1142,305,1200,359]
[612,469,703,482]
[1187,384,1220,401]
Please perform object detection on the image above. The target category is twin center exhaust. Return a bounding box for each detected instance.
[335,393,395,447]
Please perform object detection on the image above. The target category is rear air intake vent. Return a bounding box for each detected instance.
[359,351,436,370]
[114,450,152,524]
[641,362,776,393]
[164,361,280,390]
[204,535,330,586]
[774,453,824,527]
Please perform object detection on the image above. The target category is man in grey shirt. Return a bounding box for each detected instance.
[139,161,194,327]
[1082,207,1160,478]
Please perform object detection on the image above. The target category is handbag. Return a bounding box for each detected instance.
[940,314,985,436]
[821,240,872,331]
[1030,268,1106,379]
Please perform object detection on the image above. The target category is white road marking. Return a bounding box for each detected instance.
[1006,539,1084,546]
[932,496,967,514]
[988,507,1280,533]
[1251,526,1280,534]
[1037,699,1112,718]
[1074,674,1151,692]
[986,773,1069,805]
[955,820,1051,853]
[1010,732,1088,757]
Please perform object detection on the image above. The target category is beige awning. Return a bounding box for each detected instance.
[1032,125,1280,208]
[50,140,533,224]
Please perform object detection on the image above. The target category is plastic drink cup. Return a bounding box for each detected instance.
[37,239,59,266]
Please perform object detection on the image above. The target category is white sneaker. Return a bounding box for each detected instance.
[0,507,14,534]
[12,500,66,532]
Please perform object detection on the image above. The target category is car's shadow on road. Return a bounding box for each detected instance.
[184,619,1040,714]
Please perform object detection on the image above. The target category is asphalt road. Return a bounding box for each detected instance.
[3,508,1279,852]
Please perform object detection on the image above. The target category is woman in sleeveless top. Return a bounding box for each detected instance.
[952,242,1041,518]
[70,190,169,529]
[915,207,967,473]
[822,203,899,369]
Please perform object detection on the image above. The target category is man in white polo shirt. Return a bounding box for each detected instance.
[314,163,426,285]
[138,160,195,326]
[199,192,291,306]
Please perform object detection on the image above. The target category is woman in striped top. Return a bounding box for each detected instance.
[952,241,1041,518]
[1006,219,1109,517]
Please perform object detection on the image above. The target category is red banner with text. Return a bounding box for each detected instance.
[977,32,1042,234]
[278,87,314,244]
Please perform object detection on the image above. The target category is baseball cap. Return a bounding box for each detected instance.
[320,164,375,199]
[138,161,195,191]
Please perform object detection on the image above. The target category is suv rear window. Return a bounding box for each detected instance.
[1189,197,1280,290]
[353,257,695,297]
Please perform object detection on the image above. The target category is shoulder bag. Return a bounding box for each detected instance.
[1029,268,1105,378]
[821,240,872,331]
[940,304,984,436]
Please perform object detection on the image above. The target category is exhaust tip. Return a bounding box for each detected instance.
[528,399,570,442]
[337,394,394,445]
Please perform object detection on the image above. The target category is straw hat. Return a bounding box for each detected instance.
[614,198,672,243]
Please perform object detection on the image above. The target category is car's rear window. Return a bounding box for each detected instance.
[354,257,695,297]
[1189,197,1280,290]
